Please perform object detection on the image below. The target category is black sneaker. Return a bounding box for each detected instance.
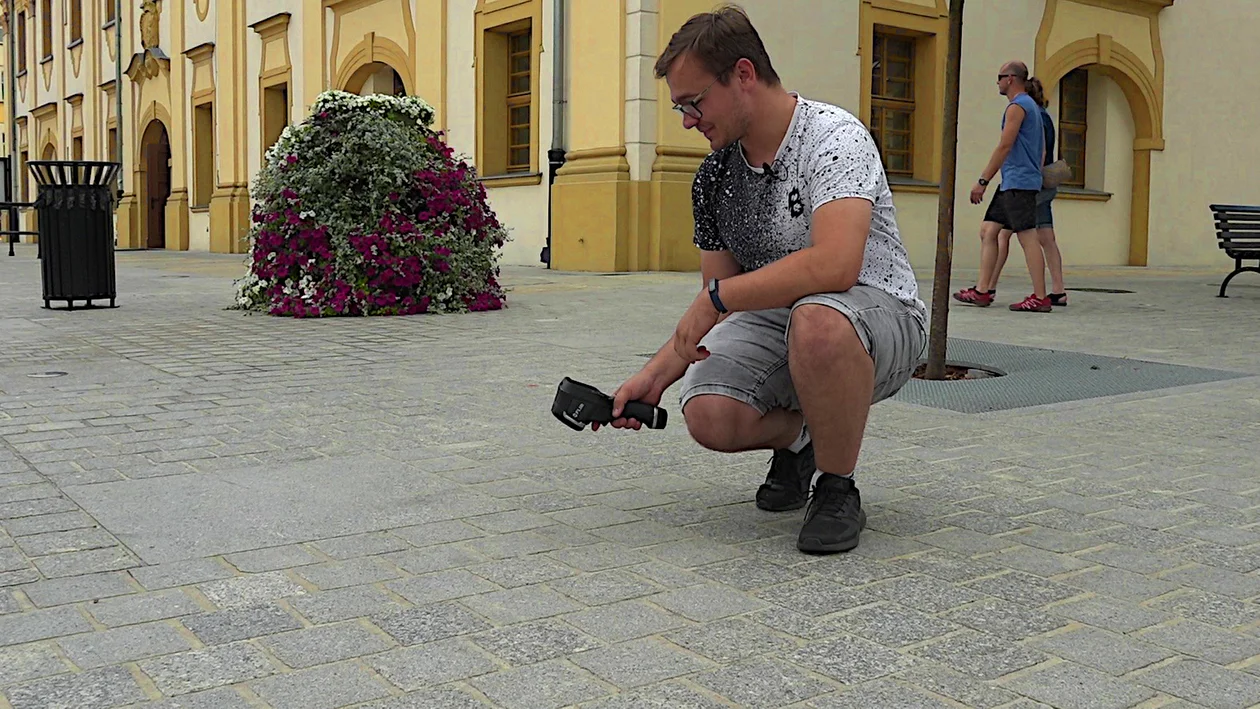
[797,474,866,553]
[756,442,814,511]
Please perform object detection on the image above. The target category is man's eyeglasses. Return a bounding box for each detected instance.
[671,75,721,120]
[997,73,1014,80]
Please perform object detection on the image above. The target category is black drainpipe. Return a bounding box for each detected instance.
[542,0,566,267]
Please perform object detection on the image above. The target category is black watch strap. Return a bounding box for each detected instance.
[708,278,728,314]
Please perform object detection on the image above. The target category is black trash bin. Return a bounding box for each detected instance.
[30,160,122,310]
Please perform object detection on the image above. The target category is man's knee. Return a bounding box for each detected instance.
[682,395,759,452]
[788,304,867,370]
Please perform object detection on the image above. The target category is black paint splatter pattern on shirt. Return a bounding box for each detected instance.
[691,96,925,319]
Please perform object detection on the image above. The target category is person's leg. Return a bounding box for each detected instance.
[1008,190,1052,312]
[955,197,1004,305]
[991,228,1013,293]
[786,286,925,553]
[1036,189,1067,303]
[679,309,815,512]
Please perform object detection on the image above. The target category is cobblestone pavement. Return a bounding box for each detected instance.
[2,244,1260,708]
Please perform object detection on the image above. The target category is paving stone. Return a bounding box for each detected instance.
[571,636,714,689]
[889,550,1005,584]
[309,532,411,559]
[294,556,403,590]
[3,664,147,709]
[895,663,1020,709]
[648,583,768,622]
[755,576,882,617]
[33,546,140,577]
[1074,544,1185,574]
[564,600,688,643]
[196,570,308,610]
[1157,563,1260,600]
[691,657,835,708]
[469,618,603,665]
[810,678,958,708]
[0,546,30,573]
[626,561,706,589]
[248,661,393,709]
[545,543,651,572]
[469,556,576,588]
[462,531,563,559]
[180,603,303,645]
[0,606,93,647]
[57,621,195,668]
[389,520,485,547]
[665,616,796,663]
[387,569,501,605]
[1137,620,1260,665]
[259,619,395,668]
[121,686,255,708]
[579,679,731,709]
[20,571,137,607]
[1148,589,1260,629]
[1003,661,1156,709]
[130,559,235,590]
[911,630,1049,680]
[1060,566,1179,602]
[639,538,746,568]
[14,527,120,557]
[470,659,611,709]
[988,544,1094,576]
[288,584,409,624]
[137,640,277,695]
[460,585,584,624]
[944,597,1069,641]
[693,557,809,590]
[367,637,499,692]
[86,588,205,627]
[865,573,988,613]
[1028,626,1175,675]
[549,569,661,606]
[964,570,1084,607]
[353,687,488,709]
[371,602,492,645]
[747,605,847,641]
[0,643,71,686]
[786,633,916,685]
[222,545,322,572]
[832,602,963,647]
[1047,595,1173,633]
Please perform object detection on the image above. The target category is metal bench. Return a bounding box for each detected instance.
[1209,203,1260,297]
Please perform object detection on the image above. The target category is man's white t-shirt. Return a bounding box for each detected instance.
[691,95,925,322]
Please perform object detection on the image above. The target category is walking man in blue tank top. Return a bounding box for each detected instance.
[958,61,1052,312]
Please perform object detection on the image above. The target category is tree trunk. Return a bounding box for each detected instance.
[924,0,965,380]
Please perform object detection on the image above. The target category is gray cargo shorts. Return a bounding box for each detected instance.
[678,284,926,415]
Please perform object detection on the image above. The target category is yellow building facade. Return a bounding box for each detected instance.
[0,0,1249,273]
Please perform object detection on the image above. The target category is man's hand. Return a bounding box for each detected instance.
[970,181,987,205]
[673,290,720,364]
[591,369,670,432]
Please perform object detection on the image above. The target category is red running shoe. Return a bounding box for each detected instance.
[1009,294,1052,312]
[952,287,994,307]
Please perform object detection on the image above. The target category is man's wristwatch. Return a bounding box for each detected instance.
[707,278,728,314]
[978,177,990,186]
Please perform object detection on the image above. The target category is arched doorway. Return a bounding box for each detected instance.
[345,62,407,97]
[140,120,171,249]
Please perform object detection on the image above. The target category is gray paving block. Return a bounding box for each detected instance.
[469,556,576,589]
[580,679,731,709]
[0,643,71,686]
[0,606,93,647]
[196,570,308,610]
[944,597,1069,641]
[865,573,988,614]
[755,576,881,618]
[665,616,796,663]
[988,544,1093,576]
[1136,620,1260,665]
[387,569,501,605]
[832,602,962,647]
[911,630,1049,680]
[353,686,488,709]
[889,551,1005,585]
[309,532,410,559]
[367,637,499,692]
[641,538,746,568]
[14,527,119,557]
[462,530,563,559]
[460,585,583,624]
[470,659,611,709]
[1075,544,1185,574]
[963,570,1084,607]
[86,589,208,627]
[288,584,409,624]
[895,663,1020,709]
[649,583,767,622]
[33,546,140,577]
[564,600,688,643]
[1005,661,1158,709]
[371,602,492,646]
[3,664,147,709]
[137,642,278,696]
[692,657,834,708]
[260,619,394,668]
[545,543,651,572]
[295,556,403,590]
[1029,626,1175,675]
[469,618,603,665]
[571,636,714,688]
[1158,563,1260,600]
[627,561,706,589]
[549,569,661,606]
[388,543,491,575]
[389,520,485,548]
[20,571,137,607]
[748,605,846,641]
[1047,595,1172,633]
[180,603,303,645]
[249,661,393,709]
[57,621,195,669]
[591,520,691,547]
[810,678,958,708]
[131,559,235,590]
[1148,589,1260,629]
[222,544,322,572]
[786,633,916,685]
[693,557,809,591]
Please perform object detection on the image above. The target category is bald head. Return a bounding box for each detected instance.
[1002,61,1029,83]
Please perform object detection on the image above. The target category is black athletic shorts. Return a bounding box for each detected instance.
[984,187,1038,233]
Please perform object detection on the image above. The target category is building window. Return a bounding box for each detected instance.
[1059,68,1088,188]
[72,137,83,160]
[193,102,215,207]
[104,0,115,24]
[262,83,289,156]
[40,0,52,60]
[70,0,83,43]
[506,29,531,173]
[17,12,27,73]
[870,30,915,177]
